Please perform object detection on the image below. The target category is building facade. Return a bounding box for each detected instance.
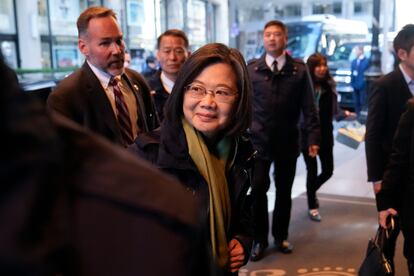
[0,0,229,80]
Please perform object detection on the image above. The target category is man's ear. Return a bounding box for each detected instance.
[397,48,407,62]
[78,38,89,57]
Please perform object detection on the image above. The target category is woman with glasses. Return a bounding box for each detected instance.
[130,43,255,274]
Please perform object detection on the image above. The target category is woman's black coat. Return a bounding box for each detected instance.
[130,122,256,267]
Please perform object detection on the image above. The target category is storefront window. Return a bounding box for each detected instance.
[0,0,17,68]
[126,0,158,72]
[0,0,16,33]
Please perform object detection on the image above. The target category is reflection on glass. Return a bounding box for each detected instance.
[0,0,16,33]
[286,22,322,60]
[1,41,17,68]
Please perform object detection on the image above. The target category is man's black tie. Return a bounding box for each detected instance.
[273,60,279,74]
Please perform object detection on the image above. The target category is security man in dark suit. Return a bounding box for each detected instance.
[366,24,414,274]
[248,20,320,261]
[47,6,158,147]
[146,29,190,121]
[378,99,414,276]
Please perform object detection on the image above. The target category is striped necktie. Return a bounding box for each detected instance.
[109,77,134,146]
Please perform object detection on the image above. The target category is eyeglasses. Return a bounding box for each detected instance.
[185,83,238,103]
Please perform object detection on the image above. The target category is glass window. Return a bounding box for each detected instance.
[312,2,342,15]
[285,4,301,17]
[354,1,371,14]
[286,22,322,59]
[187,0,206,49]
[1,40,18,68]
[165,0,184,29]
[333,2,342,15]
[0,0,16,34]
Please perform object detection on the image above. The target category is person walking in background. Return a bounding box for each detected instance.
[130,43,255,275]
[247,20,320,261]
[47,6,158,147]
[377,98,414,276]
[365,24,414,273]
[146,29,190,121]
[142,55,158,78]
[350,45,369,120]
[301,53,354,222]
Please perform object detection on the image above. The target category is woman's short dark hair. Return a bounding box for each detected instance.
[306,53,333,83]
[163,43,252,137]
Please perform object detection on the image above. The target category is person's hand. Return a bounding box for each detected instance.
[344,110,357,118]
[308,145,319,158]
[227,239,245,273]
[378,208,398,228]
[372,181,382,194]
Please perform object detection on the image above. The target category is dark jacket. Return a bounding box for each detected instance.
[146,70,170,122]
[377,99,414,259]
[301,80,336,150]
[365,67,412,182]
[0,90,206,276]
[47,62,159,145]
[350,56,370,90]
[247,53,320,160]
[130,122,256,269]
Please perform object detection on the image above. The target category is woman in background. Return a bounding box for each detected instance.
[130,43,255,275]
[301,53,353,222]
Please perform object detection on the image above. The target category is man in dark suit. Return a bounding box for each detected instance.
[378,98,414,276]
[47,6,158,147]
[0,56,210,276]
[365,24,414,273]
[146,29,190,121]
[350,45,370,118]
[247,20,320,261]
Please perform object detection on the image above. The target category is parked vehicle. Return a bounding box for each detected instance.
[240,14,369,61]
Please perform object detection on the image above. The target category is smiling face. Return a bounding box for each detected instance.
[183,62,238,140]
[263,24,287,58]
[78,16,125,76]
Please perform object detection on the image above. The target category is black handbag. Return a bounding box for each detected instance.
[358,219,394,276]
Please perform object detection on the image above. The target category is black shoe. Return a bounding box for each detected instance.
[308,209,322,222]
[275,240,293,254]
[250,242,267,261]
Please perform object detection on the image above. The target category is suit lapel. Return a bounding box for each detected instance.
[122,70,149,132]
[81,63,122,141]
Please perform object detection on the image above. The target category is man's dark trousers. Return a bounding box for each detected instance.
[252,157,297,244]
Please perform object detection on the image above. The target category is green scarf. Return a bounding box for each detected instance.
[182,118,232,269]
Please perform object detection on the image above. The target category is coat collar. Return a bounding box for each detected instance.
[255,53,296,73]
